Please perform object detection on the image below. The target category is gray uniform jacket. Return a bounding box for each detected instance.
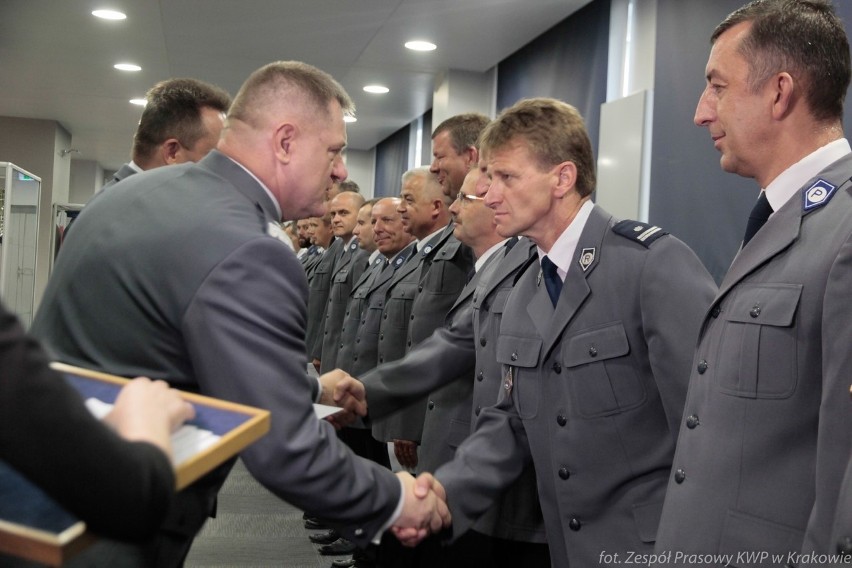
[831,455,852,559]
[434,205,717,568]
[103,162,137,189]
[306,237,343,360]
[31,151,401,551]
[337,246,415,377]
[319,242,370,374]
[358,237,547,543]
[655,155,852,566]
[372,224,473,444]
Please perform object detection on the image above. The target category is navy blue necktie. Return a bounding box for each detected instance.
[541,256,562,307]
[742,192,773,247]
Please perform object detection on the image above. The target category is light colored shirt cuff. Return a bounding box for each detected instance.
[372,476,405,544]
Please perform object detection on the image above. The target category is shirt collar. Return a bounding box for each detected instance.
[764,138,851,212]
[224,156,283,220]
[536,200,595,281]
[475,239,508,273]
[128,161,144,174]
[417,226,445,252]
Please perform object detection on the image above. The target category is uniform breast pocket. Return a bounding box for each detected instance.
[563,322,644,418]
[329,269,350,302]
[384,283,417,330]
[496,335,542,419]
[717,283,801,399]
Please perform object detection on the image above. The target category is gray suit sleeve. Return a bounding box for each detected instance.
[639,237,717,437]
[360,303,477,420]
[181,237,400,546]
[433,386,533,540]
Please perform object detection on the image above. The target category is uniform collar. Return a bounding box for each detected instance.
[764,138,851,213]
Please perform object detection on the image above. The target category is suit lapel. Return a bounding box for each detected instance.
[717,155,852,301]
[533,205,608,357]
[480,239,536,300]
[199,150,280,225]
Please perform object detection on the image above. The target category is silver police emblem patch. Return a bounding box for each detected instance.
[578,248,596,272]
[804,178,837,211]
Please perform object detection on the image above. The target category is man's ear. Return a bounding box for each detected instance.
[274,123,297,164]
[771,72,795,120]
[161,139,182,165]
[464,146,479,168]
[553,162,577,199]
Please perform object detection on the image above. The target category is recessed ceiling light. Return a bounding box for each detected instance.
[129,98,147,106]
[405,40,437,52]
[114,63,142,72]
[363,85,389,94]
[92,9,127,20]
[344,115,357,123]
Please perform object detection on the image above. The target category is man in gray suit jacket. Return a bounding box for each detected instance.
[398,98,717,568]
[654,1,852,564]
[31,61,448,567]
[104,78,230,189]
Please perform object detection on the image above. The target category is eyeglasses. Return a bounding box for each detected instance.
[455,191,486,205]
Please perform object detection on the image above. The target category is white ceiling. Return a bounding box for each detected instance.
[0,0,592,171]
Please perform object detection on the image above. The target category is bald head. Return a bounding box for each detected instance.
[329,191,365,241]
[219,61,353,222]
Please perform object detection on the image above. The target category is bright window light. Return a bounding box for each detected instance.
[363,85,389,94]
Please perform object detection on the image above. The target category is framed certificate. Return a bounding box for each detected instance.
[0,363,271,566]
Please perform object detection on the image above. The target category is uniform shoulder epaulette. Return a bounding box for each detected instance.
[612,220,669,248]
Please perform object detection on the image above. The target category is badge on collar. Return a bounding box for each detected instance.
[578,248,596,272]
[421,244,434,256]
[349,241,359,252]
[393,255,406,268]
[803,178,838,211]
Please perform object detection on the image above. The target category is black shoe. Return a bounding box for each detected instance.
[319,538,357,555]
[304,517,328,530]
[331,558,356,568]
[309,529,341,545]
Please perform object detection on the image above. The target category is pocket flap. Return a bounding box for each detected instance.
[496,335,541,367]
[564,322,629,367]
[725,283,802,326]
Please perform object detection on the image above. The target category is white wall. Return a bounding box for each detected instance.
[345,149,376,198]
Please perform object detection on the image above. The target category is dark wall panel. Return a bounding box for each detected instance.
[497,0,610,156]
[374,125,410,198]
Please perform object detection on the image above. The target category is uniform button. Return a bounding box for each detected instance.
[356,338,361,343]
[345,311,350,317]
[353,356,358,361]
[475,406,481,416]
[407,340,411,347]
[324,330,328,335]
[552,362,562,374]
[480,337,487,347]
[568,518,581,531]
[710,305,721,318]
[339,343,343,349]
[556,415,567,427]
[383,314,388,319]
[588,346,598,357]
[354,528,364,537]
[361,320,366,325]
[836,536,852,555]
[379,356,384,363]
[410,314,415,320]
[477,371,484,382]
[511,352,518,361]
[418,285,423,292]
[558,467,570,480]
[379,334,384,340]
[428,401,435,410]
[686,415,699,429]
[674,469,686,484]
[697,360,708,374]
[750,305,761,318]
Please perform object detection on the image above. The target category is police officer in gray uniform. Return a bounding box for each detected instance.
[405,98,717,568]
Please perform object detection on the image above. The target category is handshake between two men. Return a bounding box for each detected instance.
[318,369,450,547]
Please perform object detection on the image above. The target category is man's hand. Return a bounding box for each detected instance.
[393,439,418,469]
[319,369,367,429]
[390,472,451,547]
